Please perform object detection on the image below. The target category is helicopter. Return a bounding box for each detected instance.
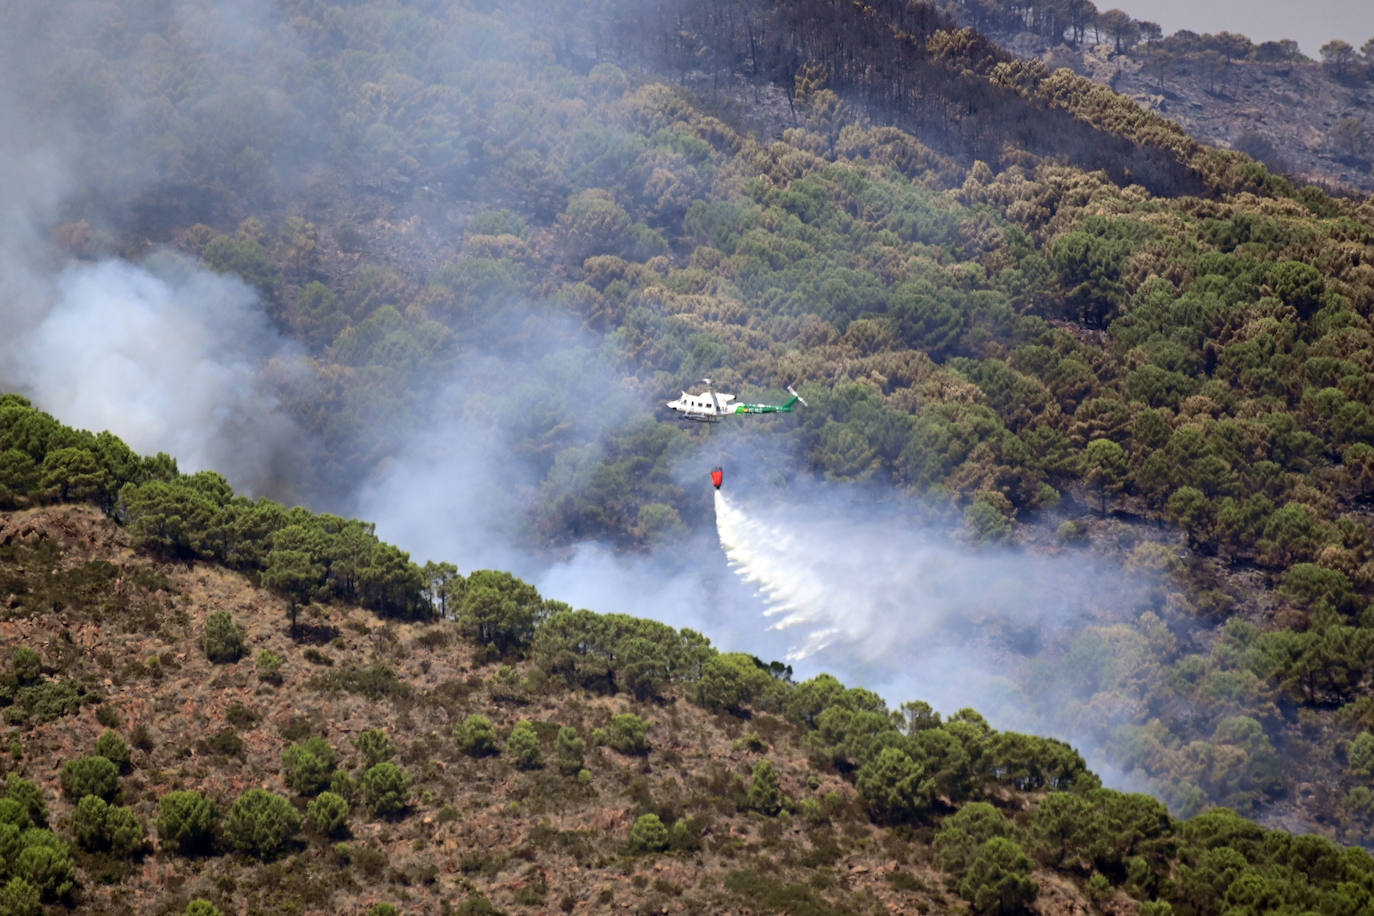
[665,379,807,422]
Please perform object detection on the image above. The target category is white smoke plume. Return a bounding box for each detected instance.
[0,254,310,495]
[715,487,1095,662]
[0,0,1165,801]
[0,1,315,499]
[711,481,1154,788]
[352,311,643,572]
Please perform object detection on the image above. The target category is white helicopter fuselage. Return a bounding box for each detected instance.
[666,389,737,420]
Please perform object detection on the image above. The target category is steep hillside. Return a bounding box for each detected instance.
[6,0,1374,849]
[4,502,1374,916]
[935,1,1374,194]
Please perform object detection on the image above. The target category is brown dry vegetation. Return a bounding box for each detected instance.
[0,504,1101,915]
[984,31,1374,195]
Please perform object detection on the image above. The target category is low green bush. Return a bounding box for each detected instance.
[455,715,499,757]
[607,714,649,755]
[281,738,336,796]
[628,813,668,853]
[360,763,410,818]
[0,876,42,916]
[11,647,41,685]
[353,728,393,767]
[305,791,349,837]
[12,830,75,900]
[508,721,543,770]
[201,611,245,663]
[256,650,284,684]
[9,681,85,726]
[94,730,131,772]
[59,756,119,802]
[5,776,47,827]
[554,726,585,775]
[156,790,217,855]
[71,796,146,856]
[221,788,300,859]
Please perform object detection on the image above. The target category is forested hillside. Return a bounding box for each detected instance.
[3,423,1374,914]
[933,0,1374,194]
[4,0,1374,865]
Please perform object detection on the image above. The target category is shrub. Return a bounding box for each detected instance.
[554,726,585,775]
[747,760,784,815]
[855,747,929,825]
[508,721,543,770]
[457,894,501,915]
[10,680,84,725]
[329,769,357,802]
[5,776,47,827]
[0,823,20,866]
[201,610,245,663]
[94,704,122,729]
[156,791,217,855]
[130,722,154,752]
[668,817,702,853]
[1349,732,1374,777]
[367,905,399,916]
[203,728,244,757]
[221,788,301,859]
[696,653,773,714]
[183,900,225,916]
[0,877,41,916]
[934,802,1013,874]
[11,647,41,685]
[628,813,668,853]
[1056,520,1088,544]
[353,728,394,767]
[94,730,131,772]
[733,730,767,753]
[360,763,410,818]
[305,792,349,837]
[59,756,119,802]
[1087,872,1112,907]
[959,837,1037,915]
[0,799,27,830]
[103,805,147,857]
[455,715,499,757]
[1026,791,1104,870]
[14,834,75,900]
[607,714,649,755]
[71,796,145,856]
[281,738,336,796]
[70,795,110,850]
[320,663,412,699]
[256,650,284,684]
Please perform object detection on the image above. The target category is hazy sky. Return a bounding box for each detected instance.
[1109,0,1371,56]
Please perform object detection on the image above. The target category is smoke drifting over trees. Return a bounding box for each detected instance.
[2,256,310,497]
[7,0,1374,841]
[0,1,318,497]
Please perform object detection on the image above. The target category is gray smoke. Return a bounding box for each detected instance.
[356,356,1153,792]
[0,0,1162,799]
[1,253,310,495]
[710,479,1155,788]
[0,1,313,497]
[351,310,642,571]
